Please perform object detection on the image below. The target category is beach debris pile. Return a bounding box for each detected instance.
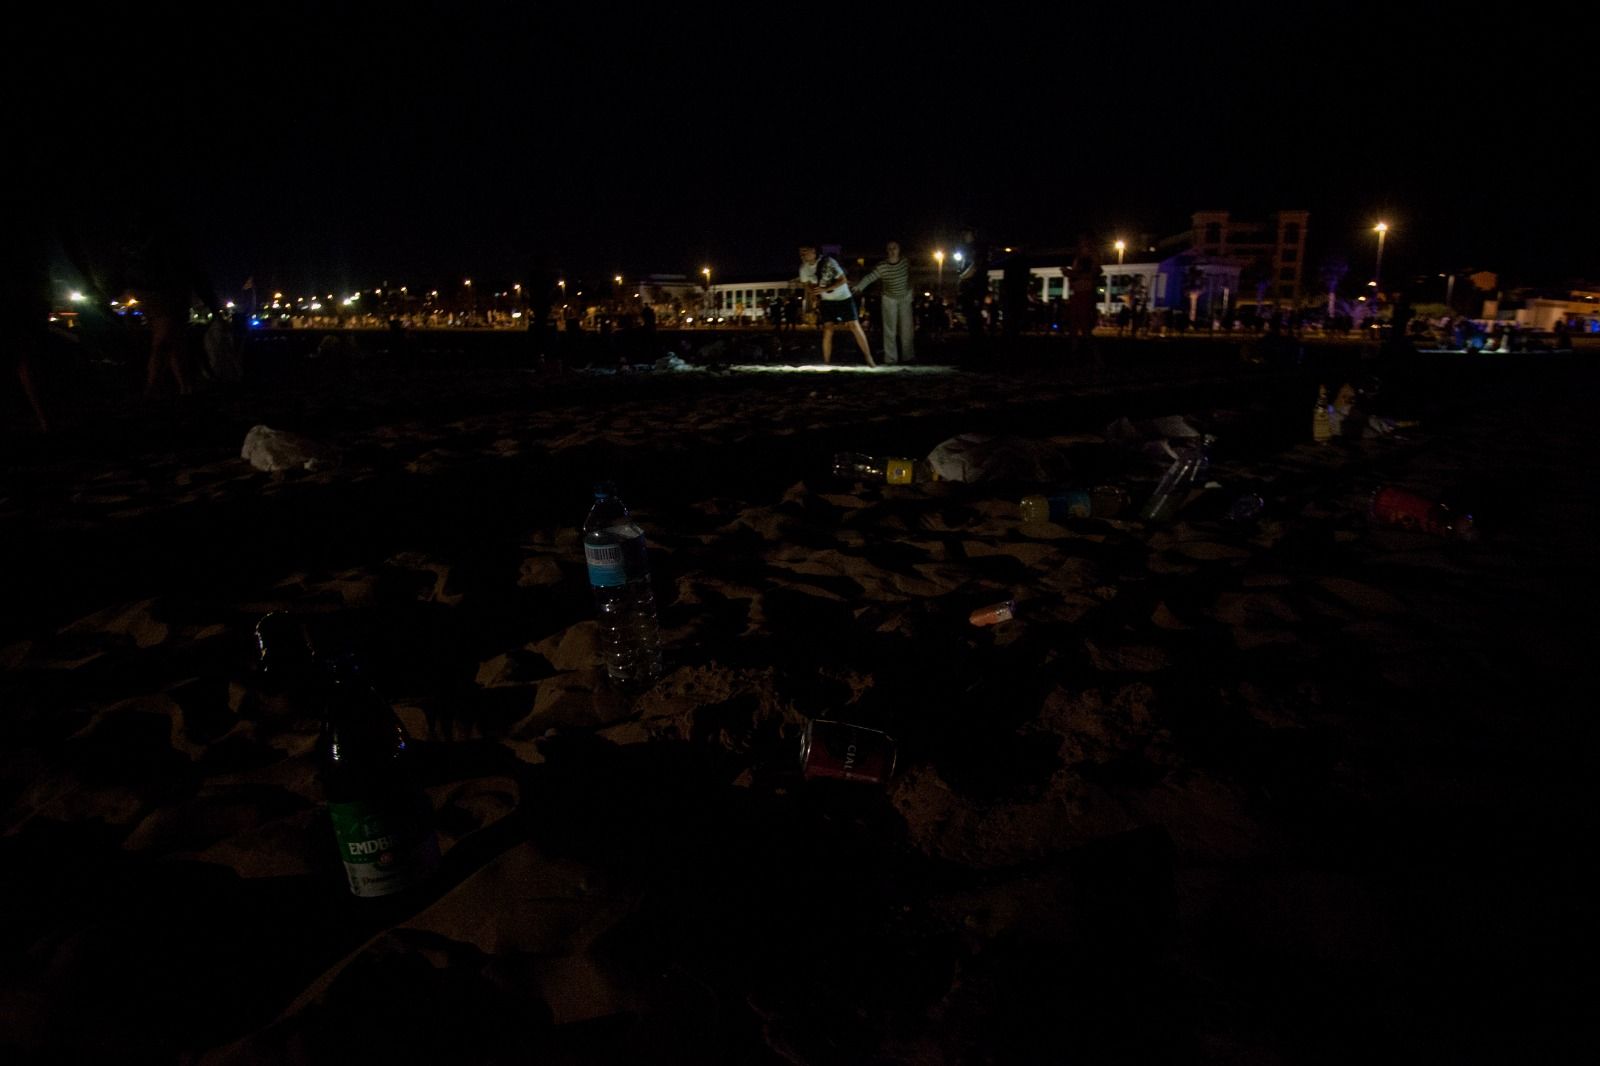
[241,425,337,472]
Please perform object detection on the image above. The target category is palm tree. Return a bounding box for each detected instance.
[1318,255,1349,319]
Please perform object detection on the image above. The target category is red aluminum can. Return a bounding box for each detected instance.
[799,720,897,784]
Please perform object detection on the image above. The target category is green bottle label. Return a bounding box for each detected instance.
[329,796,439,898]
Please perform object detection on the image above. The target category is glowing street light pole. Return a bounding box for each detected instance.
[701,266,711,324]
[1114,239,1126,266]
[934,249,945,297]
[1372,222,1388,303]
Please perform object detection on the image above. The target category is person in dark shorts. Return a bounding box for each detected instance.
[796,245,875,366]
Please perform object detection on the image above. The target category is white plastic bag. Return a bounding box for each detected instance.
[241,425,334,472]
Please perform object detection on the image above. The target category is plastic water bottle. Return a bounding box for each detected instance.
[1020,485,1130,522]
[583,483,664,684]
[1139,435,1214,523]
[1312,385,1333,443]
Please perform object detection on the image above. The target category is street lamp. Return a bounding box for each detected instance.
[1372,222,1388,302]
[934,249,945,295]
[1114,239,1126,266]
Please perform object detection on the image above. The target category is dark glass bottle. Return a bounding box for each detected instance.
[254,613,323,729]
[317,655,440,898]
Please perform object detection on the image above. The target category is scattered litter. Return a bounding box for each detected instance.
[241,425,336,472]
[1369,486,1476,540]
[654,353,697,373]
[1226,493,1266,523]
[925,433,1071,483]
[969,600,1016,627]
[1106,415,1203,463]
[1140,435,1215,523]
[799,720,897,784]
[1019,486,1129,522]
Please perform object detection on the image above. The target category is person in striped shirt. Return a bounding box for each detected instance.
[855,240,914,365]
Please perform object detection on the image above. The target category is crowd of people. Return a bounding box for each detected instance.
[8,212,1592,432]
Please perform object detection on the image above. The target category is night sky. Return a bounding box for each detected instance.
[22,8,1592,299]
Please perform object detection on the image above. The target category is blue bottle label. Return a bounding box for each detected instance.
[586,538,648,587]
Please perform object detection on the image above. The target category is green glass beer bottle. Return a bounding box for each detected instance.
[318,655,440,899]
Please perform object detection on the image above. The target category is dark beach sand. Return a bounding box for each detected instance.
[2,335,1594,1063]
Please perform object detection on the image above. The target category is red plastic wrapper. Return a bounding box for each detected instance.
[799,720,897,784]
[1370,486,1473,538]
[969,600,1016,627]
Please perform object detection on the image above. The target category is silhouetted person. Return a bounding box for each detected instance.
[121,203,219,397]
[1000,246,1031,345]
[3,214,53,431]
[524,270,555,360]
[1063,233,1102,370]
[954,227,990,356]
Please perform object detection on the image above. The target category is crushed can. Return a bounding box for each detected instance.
[799,720,897,784]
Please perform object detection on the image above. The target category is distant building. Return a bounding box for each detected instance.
[705,276,798,322]
[1494,286,1600,331]
[1160,210,1310,306]
[988,253,1242,319]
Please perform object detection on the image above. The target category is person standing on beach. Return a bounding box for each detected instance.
[954,227,990,356]
[854,240,914,364]
[796,245,875,367]
[1000,246,1032,344]
[121,203,221,398]
[1062,233,1103,371]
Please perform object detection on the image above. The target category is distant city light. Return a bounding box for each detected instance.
[1374,222,1389,234]
[464,279,472,287]
[273,292,283,300]
[310,302,323,310]
[225,300,235,309]
[69,291,85,303]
